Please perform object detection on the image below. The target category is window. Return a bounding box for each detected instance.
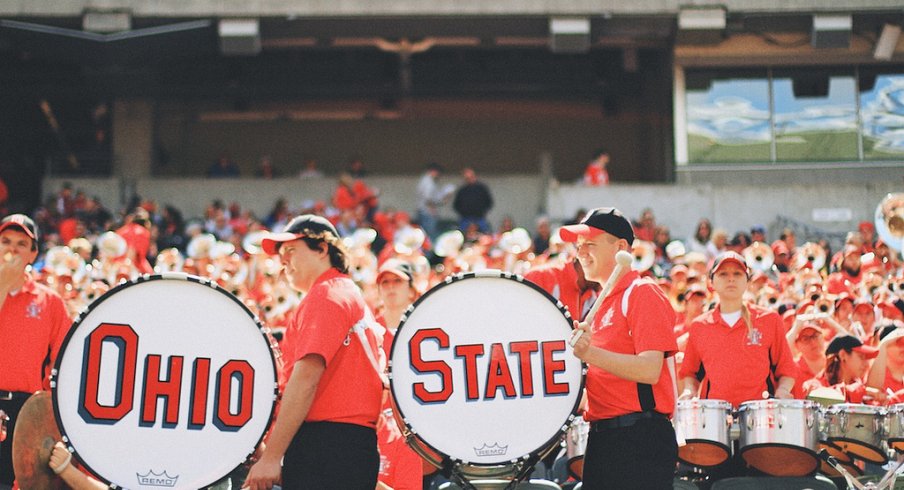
[860,69,904,160]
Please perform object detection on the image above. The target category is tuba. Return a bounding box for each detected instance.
[876,192,904,253]
[434,230,465,258]
[743,242,774,272]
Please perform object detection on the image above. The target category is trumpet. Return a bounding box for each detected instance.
[793,242,827,271]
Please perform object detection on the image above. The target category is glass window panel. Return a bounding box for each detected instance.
[685,69,771,163]
[860,69,904,160]
[773,68,858,162]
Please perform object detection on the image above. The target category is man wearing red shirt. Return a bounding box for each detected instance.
[562,207,678,490]
[0,214,71,486]
[679,252,797,409]
[825,245,863,295]
[115,208,153,274]
[245,215,383,490]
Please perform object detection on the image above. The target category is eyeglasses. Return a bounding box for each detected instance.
[797,333,821,343]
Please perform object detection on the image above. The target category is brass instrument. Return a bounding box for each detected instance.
[630,240,656,272]
[743,242,774,272]
[434,230,464,258]
[793,242,827,271]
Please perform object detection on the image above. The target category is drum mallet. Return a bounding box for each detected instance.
[569,250,633,347]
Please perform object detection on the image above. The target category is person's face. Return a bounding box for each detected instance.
[684,293,705,317]
[887,338,904,369]
[795,329,824,359]
[711,262,748,301]
[576,233,624,283]
[378,274,414,310]
[841,350,870,380]
[852,307,875,330]
[278,239,324,292]
[0,228,37,268]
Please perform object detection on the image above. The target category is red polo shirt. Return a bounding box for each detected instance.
[524,261,596,322]
[280,268,383,428]
[0,275,71,393]
[584,270,678,420]
[679,304,798,408]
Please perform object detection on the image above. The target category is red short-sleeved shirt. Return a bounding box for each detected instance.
[524,261,596,322]
[280,268,383,428]
[679,304,798,408]
[0,275,71,393]
[585,270,678,420]
[116,223,152,273]
[791,356,821,398]
[377,416,422,490]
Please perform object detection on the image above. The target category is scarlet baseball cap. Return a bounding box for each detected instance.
[558,207,634,244]
[710,251,749,277]
[0,214,38,242]
[377,258,414,284]
[261,214,339,255]
[826,335,878,358]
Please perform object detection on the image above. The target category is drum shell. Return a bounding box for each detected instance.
[821,403,887,464]
[738,399,820,476]
[886,403,904,452]
[673,399,733,467]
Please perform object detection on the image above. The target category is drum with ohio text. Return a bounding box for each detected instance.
[52,273,278,490]
[389,270,585,482]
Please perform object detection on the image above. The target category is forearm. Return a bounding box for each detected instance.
[259,357,323,462]
[679,376,699,397]
[581,348,664,385]
[59,466,108,490]
[776,376,795,393]
[867,349,888,389]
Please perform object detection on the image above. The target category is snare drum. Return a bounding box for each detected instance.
[389,271,584,483]
[737,399,820,476]
[565,415,589,480]
[822,403,887,464]
[673,399,733,468]
[885,403,904,453]
[52,273,278,490]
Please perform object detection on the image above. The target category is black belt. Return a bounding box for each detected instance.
[591,411,664,431]
[0,391,31,401]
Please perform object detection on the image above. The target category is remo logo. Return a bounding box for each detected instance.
[53,275,277,490]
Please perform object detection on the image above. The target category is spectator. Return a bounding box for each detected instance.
[582,148,610,186]
[415,162,452,240]
[707,228,729,260]
[750,224,767,244]
[207,154,241,178]
[255,155,279,179]
[347,157,368,178]
[298,158,324,179]
[452,167,493,234]
[116,208,153,274]
[687,218,713,256]
[633,208,656,242]
[532,216,552,255]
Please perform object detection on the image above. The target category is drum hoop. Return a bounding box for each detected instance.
[738,399,818,411]
[50,272,279,490]
[826,403,883,414]
[388,270,586,470]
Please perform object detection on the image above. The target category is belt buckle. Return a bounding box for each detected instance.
[0,391,13,401]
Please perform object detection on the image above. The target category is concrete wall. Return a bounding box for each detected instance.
[44,176,901,248]
[4,0,901,16]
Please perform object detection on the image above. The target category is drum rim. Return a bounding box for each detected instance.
[50,272,279,490]
[737,399,819,410]
[824,402,885,414]
[388,270,586,470]
[676,399,733,409]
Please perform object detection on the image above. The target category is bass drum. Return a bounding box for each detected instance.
[389,271,584,484]
[52,273,278,490]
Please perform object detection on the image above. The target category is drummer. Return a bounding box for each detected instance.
[244,215,384,490]
[563,207,679,490]
[678,251,798,408]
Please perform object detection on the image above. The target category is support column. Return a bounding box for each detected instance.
[112,98,154,181]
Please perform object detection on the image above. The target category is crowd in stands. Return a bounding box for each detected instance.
[7,171,904,487]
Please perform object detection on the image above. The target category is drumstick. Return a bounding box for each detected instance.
[569,250,633,347]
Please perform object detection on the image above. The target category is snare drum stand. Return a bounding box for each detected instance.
[819,449,904,489]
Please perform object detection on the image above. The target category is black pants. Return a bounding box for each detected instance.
[581,415,678,490]
[0,393,30,486]
[282,421,378,490]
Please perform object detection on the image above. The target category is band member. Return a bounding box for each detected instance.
[0,214,71,486]
[374,259,422,490]
[245,215,383,490]
[679,251,797,408]
[524,257,599,324]
[562,207,679,490]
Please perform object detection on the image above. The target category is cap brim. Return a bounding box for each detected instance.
[377,269,410,282]
[854,345,879,359]
[558,224,602,243]
[0,222,35,240]
[712,257,746,274]
[261,232,301,255]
